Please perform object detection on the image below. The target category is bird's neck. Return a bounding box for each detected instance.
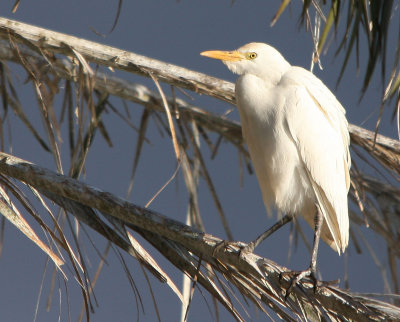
[236,74,282,120]
[255,64,290,87]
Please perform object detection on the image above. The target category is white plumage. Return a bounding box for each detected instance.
[201,42,351,255]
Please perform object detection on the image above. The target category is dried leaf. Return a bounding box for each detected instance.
[0,194,64,268]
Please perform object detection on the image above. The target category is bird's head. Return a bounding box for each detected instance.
[201,42,290,83]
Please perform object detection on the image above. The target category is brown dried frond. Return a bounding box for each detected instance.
[0,152,399,321]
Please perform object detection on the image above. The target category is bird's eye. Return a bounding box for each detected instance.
[247,52,257,60]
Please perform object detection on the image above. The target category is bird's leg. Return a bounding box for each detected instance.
[212,214,294,257]
[281,205,327,298]
[241,213,294,253]
[309,205,324,276]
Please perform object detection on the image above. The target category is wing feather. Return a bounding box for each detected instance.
[281,67,351,253]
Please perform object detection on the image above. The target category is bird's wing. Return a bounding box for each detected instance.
[281,67,351,253]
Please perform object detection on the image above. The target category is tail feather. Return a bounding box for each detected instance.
[304,169,349,254]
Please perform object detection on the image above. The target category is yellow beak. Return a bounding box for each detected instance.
[200,50,244,62]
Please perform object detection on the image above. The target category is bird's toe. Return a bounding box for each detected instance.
[280,269,339,299]
[212,240,248,257]
[280,268,316,299]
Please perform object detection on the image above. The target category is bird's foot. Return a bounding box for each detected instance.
[212,240,229,256]
[238,240,256,256]
[212,240,248,257]
[279,268,338,299]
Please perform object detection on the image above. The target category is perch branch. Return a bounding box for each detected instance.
[0,152,399,321]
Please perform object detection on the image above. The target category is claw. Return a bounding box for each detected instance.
[239,241,255,254]
[280,268,316,299]
[280,269,339,299]
[212,240,248,257]
[212,240,229,257]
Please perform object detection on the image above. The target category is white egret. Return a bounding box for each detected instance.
[201,43,351,290]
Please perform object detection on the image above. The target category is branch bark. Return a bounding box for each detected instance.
[0,17,234,103]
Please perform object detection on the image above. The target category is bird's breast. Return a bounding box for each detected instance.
[235,75,313,215]
[235,74,284,145]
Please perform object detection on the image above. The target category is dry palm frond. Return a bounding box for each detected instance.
[0,177,64,269]
[0,152,399,321]
[271,1,400,145]
[293,1,399,109]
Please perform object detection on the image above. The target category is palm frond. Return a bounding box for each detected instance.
[0,152,399,321]
[275,1,400,117]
